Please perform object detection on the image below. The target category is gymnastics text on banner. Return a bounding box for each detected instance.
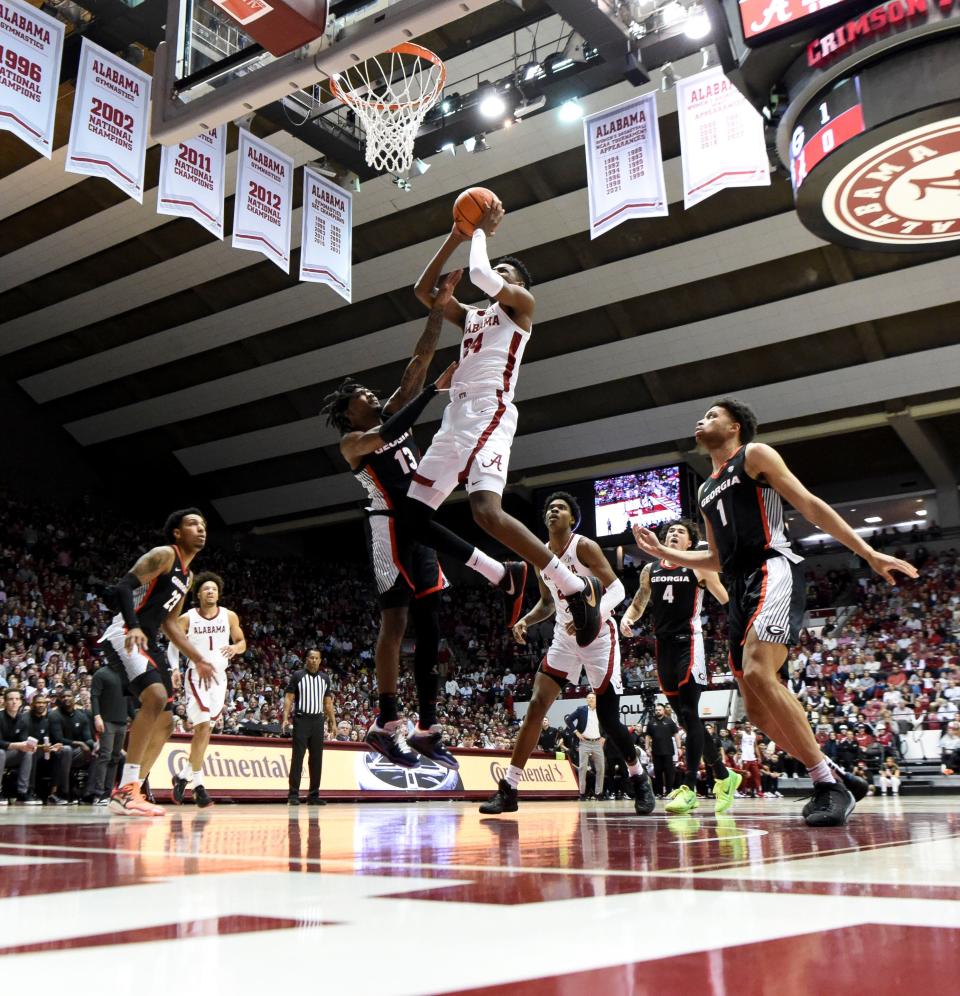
[232,129,293,273]
[677,66,770,210]
[157,127,227,239]
[583,91,668,239]
[65,38,151,202]
[299,167,352,301]
[0,0,65,158]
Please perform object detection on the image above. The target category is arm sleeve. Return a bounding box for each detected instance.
[379,384,438,444]
[599,577,625,623]
[468,230,504,298]
[110,573,141,629]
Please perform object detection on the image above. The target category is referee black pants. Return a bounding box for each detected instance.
[289,715,325,795]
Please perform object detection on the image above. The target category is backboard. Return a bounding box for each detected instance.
[150,0,500,146]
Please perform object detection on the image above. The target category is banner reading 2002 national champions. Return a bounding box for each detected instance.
[0,0,65,158]
[66,38,151,202]
[584,92,668,239]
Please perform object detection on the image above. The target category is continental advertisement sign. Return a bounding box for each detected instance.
[154,736,577,800]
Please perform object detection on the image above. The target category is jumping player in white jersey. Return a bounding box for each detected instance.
[99,508,216,817]
[405,199,603,646]
[168,571,246,806]
[479,492,655,815]
[632,398,918,826]
[621,519,741,815]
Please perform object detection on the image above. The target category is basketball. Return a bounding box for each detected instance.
[453,186,496,237]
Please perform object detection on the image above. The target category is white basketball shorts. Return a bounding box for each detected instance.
[539,619,623,695]
[407,392,518,509]
[184,664,227,726]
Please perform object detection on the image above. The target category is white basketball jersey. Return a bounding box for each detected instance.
[186,607,231,674]
[453,301,530,403]
[541,534,589,634]
[740,731,757,762]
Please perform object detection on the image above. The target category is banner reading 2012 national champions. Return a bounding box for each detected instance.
[0,0,65,158]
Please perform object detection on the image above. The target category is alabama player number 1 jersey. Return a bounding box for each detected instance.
[185,607,231,673]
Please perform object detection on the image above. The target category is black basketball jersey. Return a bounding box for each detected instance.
[698,445,794,574]
[648,563,703,638]
[354,429,421,513]
[110,545,192,638]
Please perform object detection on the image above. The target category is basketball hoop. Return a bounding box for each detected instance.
[329,43,446,175]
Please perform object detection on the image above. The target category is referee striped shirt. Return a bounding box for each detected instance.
[286,669,333,716]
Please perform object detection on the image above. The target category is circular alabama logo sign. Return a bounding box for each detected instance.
[822,116,960,246]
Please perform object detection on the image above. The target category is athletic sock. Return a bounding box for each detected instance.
[467,548,506,584]
[378,693,399,726]
[121,763,140,787]
[627,761,642,778]
[505,765,524,789]
[178,760,194,781]
[541,556,583,597]
[807,759,837,784]
[193,771,204,788]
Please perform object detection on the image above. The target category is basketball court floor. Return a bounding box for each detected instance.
[2,796,958,991]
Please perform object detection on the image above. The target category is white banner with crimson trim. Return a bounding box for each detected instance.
[232,128,293,272]
[299,166,352,301]
[157,126,227,239]
[65,38,151,202]
[0,0,65,158]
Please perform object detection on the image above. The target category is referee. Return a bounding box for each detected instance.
[282,649,336,805]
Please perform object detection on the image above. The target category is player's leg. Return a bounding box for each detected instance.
[109,681,167,817]
[408,591,459,769]
[139,708,175,786]
[587,626,656,814]
[480,670,563,815]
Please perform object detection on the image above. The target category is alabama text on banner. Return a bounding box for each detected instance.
[299,166,352,301]
[0,0,65,158]
[65,38,151,202]
[676,66,770,210]
[154,736,577,799]
[232,129,293,272]
[158,127,227,239]
[583,92,668,239]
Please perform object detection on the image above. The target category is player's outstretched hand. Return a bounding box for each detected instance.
[195,658,217,689]
[619,616,635,639]
[868,551,919,585]
[435,268,462,305]
[434,361,457,391]
[512,619,527,644]
[478,198,505,236]
[631,523,664,559]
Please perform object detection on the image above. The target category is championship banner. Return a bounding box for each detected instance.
[0,0,65,158]
[299,166,352,301]
[584,92,668,239]
[65,38,150,202]
[153,736,577,800]
[676,66,770,210]
[157,126,227,239]
[232,128,293,272]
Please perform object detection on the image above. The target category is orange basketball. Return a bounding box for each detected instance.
[453,186,496,237]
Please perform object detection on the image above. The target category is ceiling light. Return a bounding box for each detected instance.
[440,92,461,115]
[412,157,430,175]
[685,3,711,39]
[558,98,582,122]
[916,498,924,503]
[521,62,542,81]
[864,516,883,524]
[440,141,456,156]
[659,62,680,92]
[543,53,574,74]
[478,87,506,118]
[514,95,547,118]
[916,510,928,517]
[661,1,686,26]
[503,117,514,128]
[462,135,477,153]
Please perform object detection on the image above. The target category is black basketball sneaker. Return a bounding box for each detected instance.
[566,576,603,647]
[498,561,528,629]
[479,779,519,815]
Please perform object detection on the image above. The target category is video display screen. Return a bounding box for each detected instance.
[594,466,682,538]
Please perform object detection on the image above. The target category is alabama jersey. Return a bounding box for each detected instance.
[452,301,530,402]
[182,607,231,725]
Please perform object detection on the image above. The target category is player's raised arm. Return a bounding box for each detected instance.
[621,562,652,637]
[470,200,535,326]
[414,229,469,328]
[745,442,918,585]
[696,569,729,606]
[632,519,722,573]
[384,269,462,415]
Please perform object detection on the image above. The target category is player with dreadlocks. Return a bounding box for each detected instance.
[322,270,524,769]
[405,195,604,651]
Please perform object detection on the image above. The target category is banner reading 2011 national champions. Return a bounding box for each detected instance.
[66,38,151,202]
[158,126,227,239]
[0,0,65,158]
[584,92,667,239]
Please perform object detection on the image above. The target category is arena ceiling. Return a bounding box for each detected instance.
[2,0,959,538]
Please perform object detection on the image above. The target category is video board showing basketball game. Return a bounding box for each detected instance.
[594,465,682,538]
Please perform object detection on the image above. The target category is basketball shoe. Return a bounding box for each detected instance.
[566,576,603,647]
[714,770,742,815]
[630,773,656,815]
[479,778,518,815]
[665,784,699,815]
[408,724,459,770]
[804,780,855,827]
[366,719,420,768]
[109,782,164,817]
[498,561,528,628]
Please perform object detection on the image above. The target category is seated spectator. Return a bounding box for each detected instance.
[876,757,901,796]
[0,688,39,804]
[940,721,960,775]
[25,694,71,804]
[50,688,95,801]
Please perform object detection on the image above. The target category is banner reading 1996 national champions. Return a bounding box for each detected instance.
[584,92,668,239]
[0,0,65,158]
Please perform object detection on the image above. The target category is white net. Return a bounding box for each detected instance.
[330,44,445,175]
